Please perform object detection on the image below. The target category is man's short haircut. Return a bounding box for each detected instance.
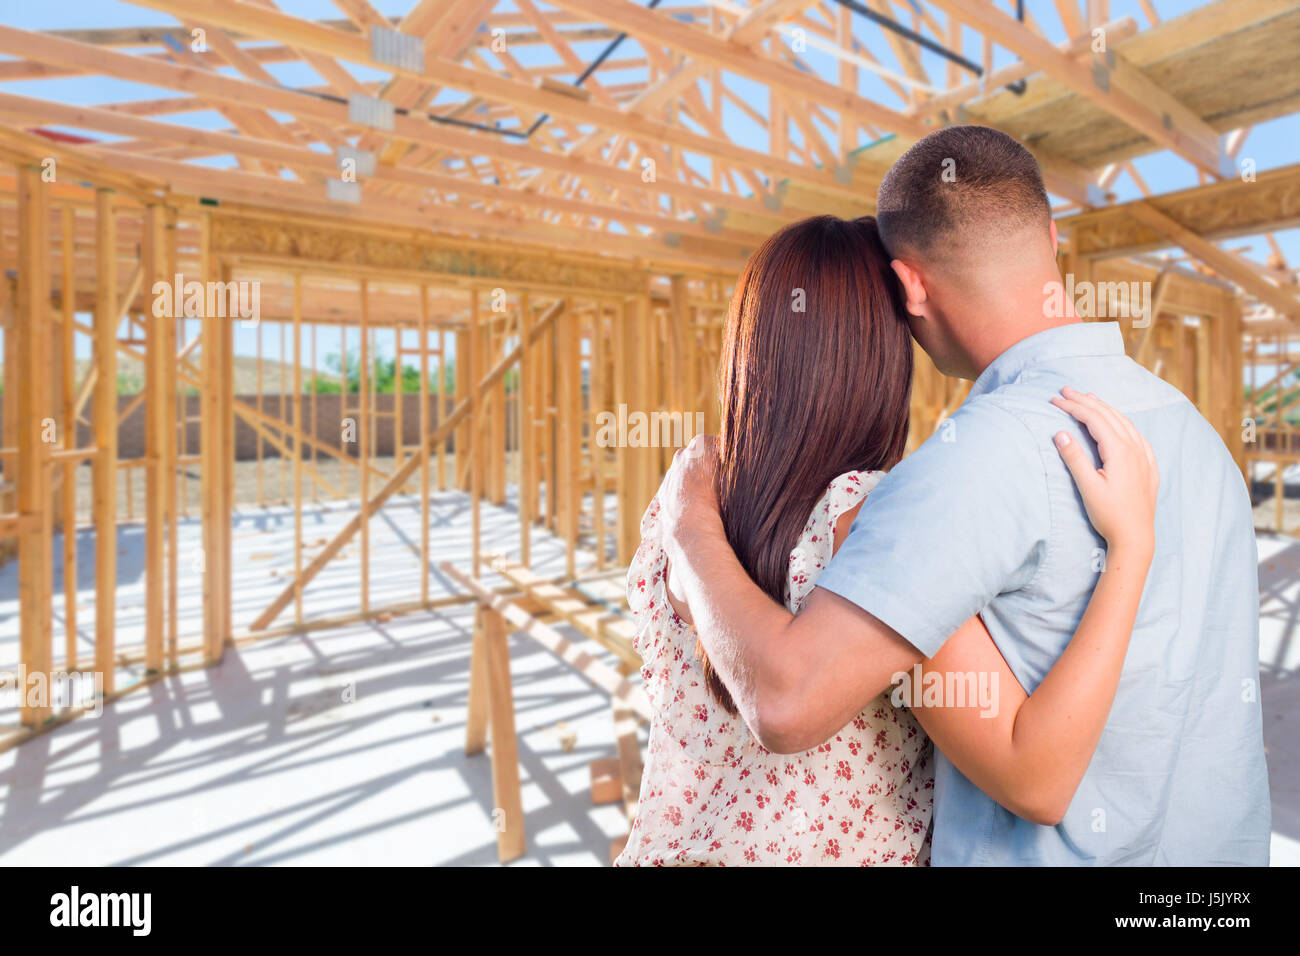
[876,125,1051,262]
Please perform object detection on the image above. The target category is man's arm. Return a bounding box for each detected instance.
[661,400,1050,754]
[660,437,923,753]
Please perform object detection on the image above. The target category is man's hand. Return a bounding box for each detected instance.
[658,433,723,566]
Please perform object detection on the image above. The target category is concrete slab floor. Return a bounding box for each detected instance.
[0,604,634,865]
[0,496,1295,865]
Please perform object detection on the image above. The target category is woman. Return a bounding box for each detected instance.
[615,216,1157,866]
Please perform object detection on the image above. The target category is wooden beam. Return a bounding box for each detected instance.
[114,2,875,204]
[1127,202,1300,319]
[1060,162,1300,258]
[0,24,800,232]
[546,0,929,143]
[931,0,1228,177]
[442,561,651,722]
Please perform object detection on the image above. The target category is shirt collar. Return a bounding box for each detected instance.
[966,321,1126,400]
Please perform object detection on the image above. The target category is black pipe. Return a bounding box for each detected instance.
[830,0,1028,96]
[525,0,666,138]
[1005,0,1028,95]
[830,0,982,75]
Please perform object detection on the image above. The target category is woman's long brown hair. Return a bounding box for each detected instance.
[699,215,914,716]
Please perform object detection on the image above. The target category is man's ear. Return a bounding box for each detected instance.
[890,258,928,318]
[1049,219,1059,255]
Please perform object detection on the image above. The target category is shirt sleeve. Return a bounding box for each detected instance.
[814,396,1051,658]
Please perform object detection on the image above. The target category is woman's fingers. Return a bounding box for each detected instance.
[1054,429,1101,494]
[1062,387,1139,446]
[1052,389,1158,508]
[1050,394,1123,461]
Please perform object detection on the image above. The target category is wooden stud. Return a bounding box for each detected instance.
[359,279,370,615]
[15,163,52,726]
[93,189,118,690]
[469,288,482,577]
[60,205,77,669]
[293,272,303,626]
[519,293,533,567]
[419,284,430,605]
[142,204,165,673]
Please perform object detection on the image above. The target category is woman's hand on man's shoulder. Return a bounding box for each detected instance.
[658,434,723,561]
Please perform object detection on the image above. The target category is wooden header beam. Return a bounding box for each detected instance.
[1061,163,1300,258]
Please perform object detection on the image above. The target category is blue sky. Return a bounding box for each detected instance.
[0,0,1295,369]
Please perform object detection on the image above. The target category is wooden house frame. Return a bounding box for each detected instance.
[0,0,1297,761]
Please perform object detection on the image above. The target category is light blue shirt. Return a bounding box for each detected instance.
[816,321,1271,866]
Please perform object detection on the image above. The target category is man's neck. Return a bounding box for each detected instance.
[961,272,1080,380]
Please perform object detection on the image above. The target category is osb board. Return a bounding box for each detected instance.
[966,0,1300,169]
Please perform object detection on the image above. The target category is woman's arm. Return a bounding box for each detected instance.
[909,387,1159,826]
[658,438,924,753]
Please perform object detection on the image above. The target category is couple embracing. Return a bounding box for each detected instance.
[615,126,1270,867]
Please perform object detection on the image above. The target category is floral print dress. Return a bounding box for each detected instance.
[615,471,934,867]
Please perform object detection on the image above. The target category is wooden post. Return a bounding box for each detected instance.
[200,214,219,660]
[293,273,304,626]
[492,310,507,506]
[465,605,489,756]
[545,314,558,533]
[566,303,582,577]
[359,280,370,615]
[142,205,166,673]
[164,206,179,668]
[279,321,288,503]
[310,322,318,501]
[1,278,15,529]
[555,301,579,578]
[591,305,607,569]
[256,316,264,506]
[16,163,53,726]
[94,189,118,691]
[612,298,632,565]
[1277,333,1287,534]
[519,294,533,567]
[469,288,482,576]
[1224,292,1246,478]
[455,325,470,491]
[339,326,348,500]
[222,263,235,651]
[394,319,405,482]
[419,285,430,605]
[483,606,526,862]
[60,205,77,669]
[436,327,446,492]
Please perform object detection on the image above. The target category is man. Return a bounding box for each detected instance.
[659,126,1271,865]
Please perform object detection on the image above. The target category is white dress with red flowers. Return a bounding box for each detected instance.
[615,471,934,867]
